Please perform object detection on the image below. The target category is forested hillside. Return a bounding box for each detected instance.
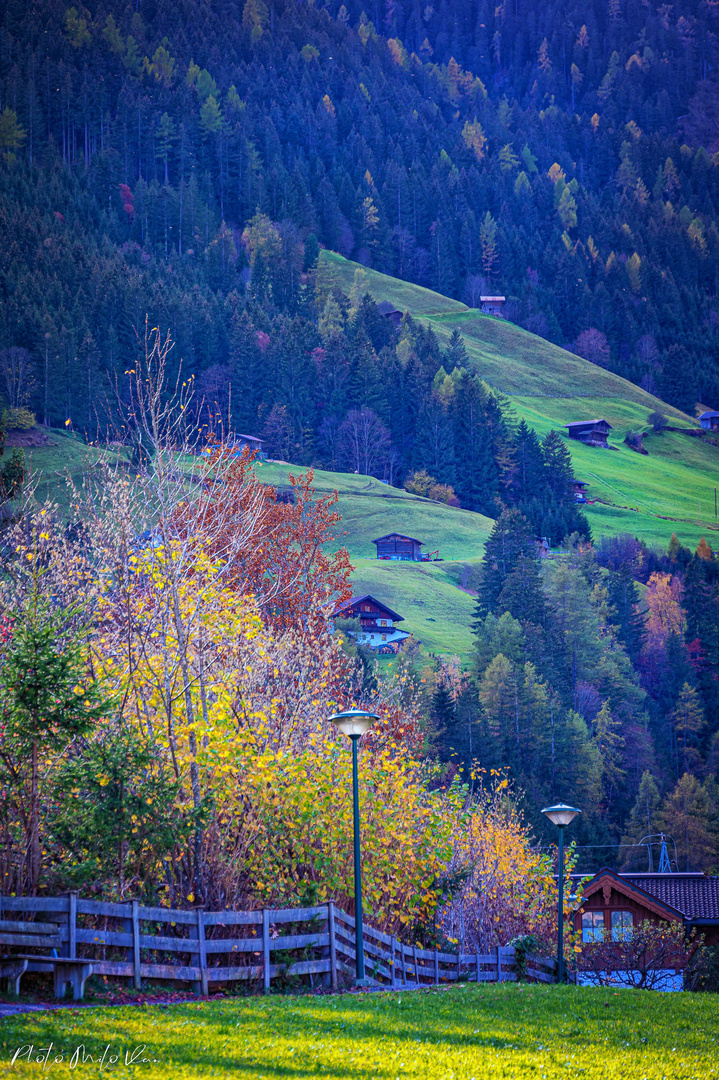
[1,0,719,427]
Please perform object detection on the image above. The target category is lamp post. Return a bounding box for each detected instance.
[541,802,581,985]
[329,709,379,986]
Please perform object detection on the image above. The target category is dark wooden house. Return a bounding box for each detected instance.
[479,296,506,316]
[376,300,403,327]
[574,868,719,947]
[564,419,613,447]
[229,433,264,453]
[373,533,424,561]
[573,480,590,503]
[333,594,410,651]
[699,411,719,431]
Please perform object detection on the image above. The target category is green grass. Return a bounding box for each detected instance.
[318,250,719,553]
[19,434,125,515]
[256,461,491,657]
[3,984,718,1078]
[260,462,493,563]
[350,558,479,657]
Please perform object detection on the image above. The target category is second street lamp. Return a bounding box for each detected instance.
[541,802,581,985]
[328,709,379,986]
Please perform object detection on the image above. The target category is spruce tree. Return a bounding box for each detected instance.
[475,508,538,618]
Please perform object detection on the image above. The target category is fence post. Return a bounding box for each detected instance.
[197,909,208,997]
[457,950,461,984]
[262,909,271,995]
[401,942,407,985]
[413,945,419,986]
[67,893,77,960]
[328,902,337,993]
[131,900,141,990]
[496,944,503,983]
[390,937,396,987]
[475,952,480,983]
[434,949,439,985]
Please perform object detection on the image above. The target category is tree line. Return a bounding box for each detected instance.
[0,0,719,418]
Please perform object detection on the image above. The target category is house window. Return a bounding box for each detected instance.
[382,634,387,641]
[611,910,633,942]
[582,911,604,943]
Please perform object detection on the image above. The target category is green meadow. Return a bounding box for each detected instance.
[3,984,717,1079]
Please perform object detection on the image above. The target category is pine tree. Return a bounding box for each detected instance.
[660,773,719,872]
[476,508,538,618]
[670,682,705,777]
[606,567,645,661]
[621,771,662,870]
[0,588,109,894]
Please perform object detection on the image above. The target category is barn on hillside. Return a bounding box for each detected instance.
[376,300,403,327]
[699,411,719,431]
[373,533,424,561]
[480,296,506,316]
[564,419,613,447]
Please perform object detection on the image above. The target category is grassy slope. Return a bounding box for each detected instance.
[3,984,718,1079]
[320,250,719,552]
[256,460,489,657]
[17,434,124,515]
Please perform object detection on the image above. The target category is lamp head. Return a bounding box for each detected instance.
[328,709,379,739]
[541,802,582,828]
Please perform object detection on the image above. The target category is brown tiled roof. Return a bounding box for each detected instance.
[334,594,405,623]
[620,873,719,921]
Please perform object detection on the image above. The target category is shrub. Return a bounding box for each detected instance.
[404,469,435,497]
[2,406,35,430]
[647,410,669,432]
[578,920,701,990]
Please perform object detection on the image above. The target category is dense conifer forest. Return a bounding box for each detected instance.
[1,0,719,430]
[1,0,719,890]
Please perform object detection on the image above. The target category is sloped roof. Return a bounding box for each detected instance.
[480,295,506,302]
[579,867,719,923]
[376,300,402,316]
[564,419,613,430]
[621,873,719,921]
[372,533,423,545]
[334,594,405,623]
[699,411,719,419]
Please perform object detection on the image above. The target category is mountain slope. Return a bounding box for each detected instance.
[319,250,719,551]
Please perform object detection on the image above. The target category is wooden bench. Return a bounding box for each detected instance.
[0,919,93,999]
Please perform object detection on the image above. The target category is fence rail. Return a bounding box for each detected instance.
[0,894,554,992]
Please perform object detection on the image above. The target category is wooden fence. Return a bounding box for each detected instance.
[0,894,555,992]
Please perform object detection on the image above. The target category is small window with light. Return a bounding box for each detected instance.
[611,910,633,941]
[582,911,604,943]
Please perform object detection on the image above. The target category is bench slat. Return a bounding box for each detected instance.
[0,933,62,948]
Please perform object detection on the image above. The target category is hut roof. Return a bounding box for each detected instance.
[563,419,613,430]
[372,533,423,545]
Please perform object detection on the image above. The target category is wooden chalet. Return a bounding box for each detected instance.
[376,300,403,327]
[334,594,410,652]
[564,419,613,447]
[573,480,590,504]
[699,411,719,431]
[575,868,719,947]
[479,295,506,316]
[373,533,424,561]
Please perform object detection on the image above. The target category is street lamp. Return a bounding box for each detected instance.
[329,709,379,986]
[541,802,581,985]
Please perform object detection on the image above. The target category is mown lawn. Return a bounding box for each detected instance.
[3,984,718,1078]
